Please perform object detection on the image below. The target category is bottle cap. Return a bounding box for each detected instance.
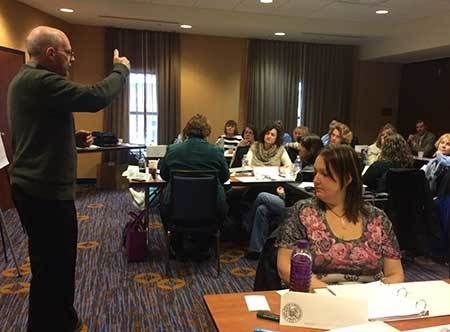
[296,239,309,249]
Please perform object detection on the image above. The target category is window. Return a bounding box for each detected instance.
[129,73,158,145]
[297,82,303,126]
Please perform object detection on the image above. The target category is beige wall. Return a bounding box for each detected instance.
[350,61,402,144]
[0,0,69,56]
[180,34,247,143]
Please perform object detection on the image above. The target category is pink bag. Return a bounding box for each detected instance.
[123,210,147,262]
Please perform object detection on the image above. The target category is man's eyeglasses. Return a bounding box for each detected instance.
[56,49,75,58]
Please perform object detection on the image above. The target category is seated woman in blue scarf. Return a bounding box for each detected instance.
[424,133,450,259]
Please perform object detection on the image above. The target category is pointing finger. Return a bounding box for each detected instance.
[113,49,119,58]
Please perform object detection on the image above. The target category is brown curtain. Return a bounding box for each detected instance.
[247,39,303,134]
[104,28,180,147]
[301,44,355,134]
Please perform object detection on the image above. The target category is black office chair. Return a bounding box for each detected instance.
[286,146,299,163]
[385,168,440,258]
[230,146,250,168]
[166,169,222,277]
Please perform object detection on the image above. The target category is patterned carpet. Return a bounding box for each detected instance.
[0,186,448,331]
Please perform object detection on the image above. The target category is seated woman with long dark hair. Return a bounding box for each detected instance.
[245,135,323,259]
[276,145,404,289]
[247,124,292,167]
[229,125,257,168]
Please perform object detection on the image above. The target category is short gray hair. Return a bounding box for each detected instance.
[26,26,64,57]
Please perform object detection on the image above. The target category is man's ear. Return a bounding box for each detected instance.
[45,47,56,58]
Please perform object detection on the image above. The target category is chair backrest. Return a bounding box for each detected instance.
[286,146,298,163]
[230,146,250,168]
[169,170,219,223]
[385,168,430,254]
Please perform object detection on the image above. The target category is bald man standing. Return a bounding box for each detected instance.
[7,26,130,331]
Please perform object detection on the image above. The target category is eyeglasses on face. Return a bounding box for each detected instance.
[56,48,75,57]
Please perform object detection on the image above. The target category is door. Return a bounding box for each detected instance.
[0,46,24,210]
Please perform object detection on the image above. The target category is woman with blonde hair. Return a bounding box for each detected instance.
[329,122,353,146]
[425,133,450,195]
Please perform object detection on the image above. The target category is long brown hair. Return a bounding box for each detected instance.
[319,145,367,223]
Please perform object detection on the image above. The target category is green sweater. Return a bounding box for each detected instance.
[8,62,129,200]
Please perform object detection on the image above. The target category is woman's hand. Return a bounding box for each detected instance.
[239,139,250,147]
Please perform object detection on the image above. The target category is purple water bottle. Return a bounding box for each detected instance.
[289,239,312,292]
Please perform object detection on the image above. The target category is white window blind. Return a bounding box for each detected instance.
[129,73,158,145]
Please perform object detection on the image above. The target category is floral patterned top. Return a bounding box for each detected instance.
[276,198,401,283]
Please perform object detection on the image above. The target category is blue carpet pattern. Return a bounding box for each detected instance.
[0,186,448,331]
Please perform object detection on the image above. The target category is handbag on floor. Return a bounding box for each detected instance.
[123,210,148,262]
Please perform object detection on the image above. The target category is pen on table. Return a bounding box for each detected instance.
[254,328,279,332]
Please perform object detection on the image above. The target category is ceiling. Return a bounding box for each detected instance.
[16,0,450,58]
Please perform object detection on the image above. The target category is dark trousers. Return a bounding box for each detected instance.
[12,185,79,332]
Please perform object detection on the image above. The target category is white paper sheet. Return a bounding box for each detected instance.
[0,135,8,170]
[297,181,314,188]
[244,295,271,311]
[328,321,399,332]
[279,291,368,330]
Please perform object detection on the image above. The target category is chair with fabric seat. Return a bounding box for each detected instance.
[385,168,440,258]
[166,169,222,277]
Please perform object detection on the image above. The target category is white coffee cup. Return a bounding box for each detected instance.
[418,151,424,158]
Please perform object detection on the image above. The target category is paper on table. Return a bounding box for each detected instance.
[298,181,314,188]
[276,289,289,296]
[279,291,368,330]
[235,176,287,183]
[404,324,450,332]
[0,135,8,170]
[328,321,399,332]
[244,295,271,312]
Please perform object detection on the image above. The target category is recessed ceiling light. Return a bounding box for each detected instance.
[274,32,286,36]
[180,24,192,29]
[260,0,273,3]
[375,9,389,15]
[59,8,74,13]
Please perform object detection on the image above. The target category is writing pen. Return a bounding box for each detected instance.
[254,328,279,332]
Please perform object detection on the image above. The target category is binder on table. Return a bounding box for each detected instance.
[326,280,450,321]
